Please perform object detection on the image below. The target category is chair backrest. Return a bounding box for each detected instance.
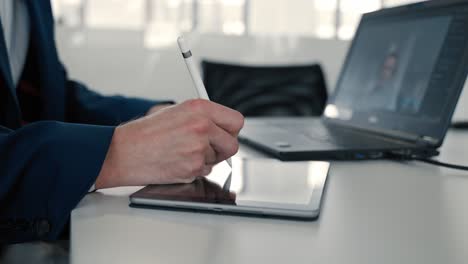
[201,60,328,117]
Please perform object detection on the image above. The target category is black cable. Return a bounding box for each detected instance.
[451,121,468,129]
[388,152,468,171]
[411,157,468,171]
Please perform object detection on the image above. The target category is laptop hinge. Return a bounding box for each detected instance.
[325,118,438,147]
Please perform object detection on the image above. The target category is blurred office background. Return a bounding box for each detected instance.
[1,1,467,263]
[51,0,468,120]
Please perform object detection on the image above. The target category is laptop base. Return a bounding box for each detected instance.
[239,117,438,161]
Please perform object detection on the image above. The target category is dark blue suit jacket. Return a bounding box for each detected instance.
[0,1,171,243]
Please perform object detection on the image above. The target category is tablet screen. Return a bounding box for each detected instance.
[132,158,329,208]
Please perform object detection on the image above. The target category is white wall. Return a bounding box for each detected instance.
[56,29,349,99]
[56,28,468,121]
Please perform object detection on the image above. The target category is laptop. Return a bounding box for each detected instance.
[130,158,329,220]
[238,0,468,161]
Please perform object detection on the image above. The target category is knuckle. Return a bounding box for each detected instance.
[191,142,208,154]
[185,99,207,112]
[189,117,211,134]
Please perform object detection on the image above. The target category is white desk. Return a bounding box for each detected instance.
[71,130,468,264]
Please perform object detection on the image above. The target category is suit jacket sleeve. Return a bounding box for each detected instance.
[65,74,175,126]
[0,121,114,243]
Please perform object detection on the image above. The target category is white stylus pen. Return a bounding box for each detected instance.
[177,36,232,167]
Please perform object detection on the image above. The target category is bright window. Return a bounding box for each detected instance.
[52,0,427,40]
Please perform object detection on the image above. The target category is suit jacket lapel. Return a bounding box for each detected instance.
[0,26,14,89]
[0,16,22,128]
[24,0,66,121]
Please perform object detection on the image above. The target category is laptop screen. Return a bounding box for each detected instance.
[326,1,468,144]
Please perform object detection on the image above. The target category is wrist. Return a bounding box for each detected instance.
[95,126,124,189]
[147,104,173,115]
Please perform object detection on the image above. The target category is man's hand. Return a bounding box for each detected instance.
[146,104,173,115]
[95,99,244,189]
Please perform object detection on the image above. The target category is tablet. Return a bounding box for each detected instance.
[129,158,329,220]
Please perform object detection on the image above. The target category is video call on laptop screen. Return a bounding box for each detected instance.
[327,2,468,141]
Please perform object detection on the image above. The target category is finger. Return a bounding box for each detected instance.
[207,123,239,163]
[205,145,217,165]
[200,165,214,176]
[186,100,244,136]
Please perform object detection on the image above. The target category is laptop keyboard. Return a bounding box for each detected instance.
[275,121,396,147]
[243,118,414,150]
[277,121,335,143]
[301,126,334,142]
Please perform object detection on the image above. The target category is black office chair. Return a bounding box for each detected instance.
[201,60,328,117]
